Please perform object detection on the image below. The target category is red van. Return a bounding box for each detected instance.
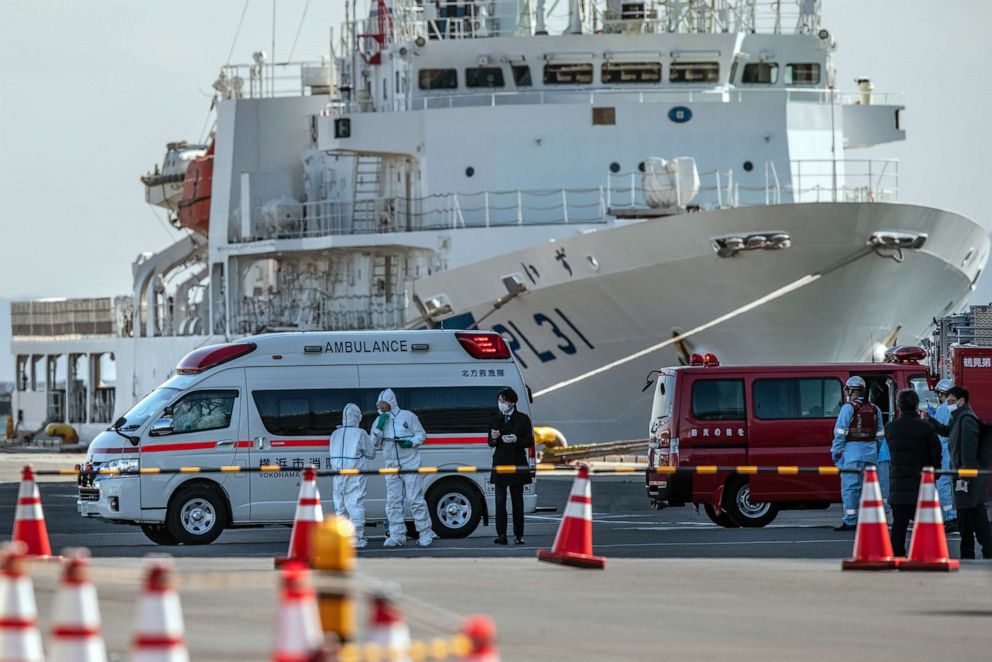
[644,348,933,527]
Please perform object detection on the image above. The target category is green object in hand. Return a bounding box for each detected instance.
[375,413,390,431]
[397,439,414,449]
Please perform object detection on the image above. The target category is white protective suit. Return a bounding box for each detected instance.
[329,403,376,545]
[369,388,433,546]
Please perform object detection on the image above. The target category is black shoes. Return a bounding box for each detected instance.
[494,536,508,545]
[834,523,856,532]
[514,537,525,545]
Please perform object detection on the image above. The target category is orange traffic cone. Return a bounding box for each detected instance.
[901,468,960,571]
[12,466,53,558]
[368,591,411,662]
[50,549,107,662]
[132,557,189,662]
[537,465,605,569]
[276,466,324,567]
[0,542,44,662]
[271,560,322,662]
[460,615,499,662]
[842,466,899,570]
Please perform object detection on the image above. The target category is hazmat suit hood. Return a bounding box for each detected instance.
[342,403,362,427]
[377,388,399,412]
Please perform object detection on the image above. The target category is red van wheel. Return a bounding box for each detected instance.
[703,504,740,528]
[723,477,779,528]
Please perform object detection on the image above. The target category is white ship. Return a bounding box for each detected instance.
[10,1,988,445]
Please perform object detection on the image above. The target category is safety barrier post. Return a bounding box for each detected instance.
[311,516,357,643]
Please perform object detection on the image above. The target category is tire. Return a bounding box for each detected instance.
[140,523,180,545]
[165,484,227,545]
[722,477,779,528]
[703,503,740,528]
[426,479,483,538]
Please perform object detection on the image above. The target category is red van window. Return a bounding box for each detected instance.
[691,379,745,421]
[753,378,842,420]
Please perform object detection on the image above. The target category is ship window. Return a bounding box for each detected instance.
[668,62,720,83]
[465,66,505,88]
[418,68,458,90]
[670,62,719,83]
[742,62,778,84]
[543,63,594,85]
[785,63,820,85]
[592,107,616,125]
[602,61,661,84]
[511,64,532,87]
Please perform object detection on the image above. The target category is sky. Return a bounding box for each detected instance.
[1,1,991,380]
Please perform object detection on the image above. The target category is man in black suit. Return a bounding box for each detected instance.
[488,388,535,545]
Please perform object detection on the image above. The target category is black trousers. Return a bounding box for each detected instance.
[495,483,524,538]
[957,505,992,559]
[890,504,916,557]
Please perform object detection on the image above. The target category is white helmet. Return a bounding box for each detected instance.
[935,378,954,394]
[845,376,866,390]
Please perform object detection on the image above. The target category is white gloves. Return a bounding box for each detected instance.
[502,434,517,444]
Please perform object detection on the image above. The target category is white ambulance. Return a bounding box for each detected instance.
[77,330,537,544]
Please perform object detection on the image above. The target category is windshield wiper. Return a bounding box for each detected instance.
[111,417,140,446]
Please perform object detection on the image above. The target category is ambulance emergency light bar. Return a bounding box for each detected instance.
[456,332,511,359]
[176,343,257,374]
[688,353,720,367]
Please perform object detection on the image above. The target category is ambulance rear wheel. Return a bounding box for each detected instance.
[166,485,227,545]
[703,504,740,528]
[426,479,482,538]
[723,478,779,528]
[140,523,179,545]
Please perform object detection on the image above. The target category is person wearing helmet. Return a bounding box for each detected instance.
[929,378,958,529]
[831,376,886,531]
[369,388,434,547]
[329,403,376,548]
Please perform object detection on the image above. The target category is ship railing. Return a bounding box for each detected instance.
[216,60,334,100]
[607,168,740,210]
[231,293,407,334]
[412,86,902,112]
[372,1,819,39]
[764,159,899,204]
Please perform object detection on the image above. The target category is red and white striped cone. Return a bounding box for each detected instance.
[368,592,411,662]
[131,557,189,662]
[49,549,107,662]
[276,467,324,567]
[842,466,899,570]
[0,542,44,662]
[460,615,499,662]
[901,468,960,571]
[537,465,605,569]
[12,466,53,559]
[271,560,322,662]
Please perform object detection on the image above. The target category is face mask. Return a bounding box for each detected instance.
[946,402,958,412]
[498,402,511,414]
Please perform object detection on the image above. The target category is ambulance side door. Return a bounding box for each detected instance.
[246,366,359,521]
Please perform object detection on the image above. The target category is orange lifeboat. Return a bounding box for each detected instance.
[176,141,214,235]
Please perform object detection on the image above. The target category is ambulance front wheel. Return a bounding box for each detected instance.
[426,479,483,538]
[722,477,779,528]
[140,523,179,545]
[166,484,227,545]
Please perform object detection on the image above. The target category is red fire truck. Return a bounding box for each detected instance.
[644,347,932,527]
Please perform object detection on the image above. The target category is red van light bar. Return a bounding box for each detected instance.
[176,342,257,374]
[456,332,511,359]
[688,353,720,367]
[884,345,926,364]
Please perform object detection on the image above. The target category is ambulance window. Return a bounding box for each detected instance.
[388,386,509,433]
[119,387,180,430]
[252,389,356,436]
[167,390,237,434]
[691,379,744,421]
[753,378,842,420]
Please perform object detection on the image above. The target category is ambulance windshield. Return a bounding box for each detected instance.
[117,387,180,430]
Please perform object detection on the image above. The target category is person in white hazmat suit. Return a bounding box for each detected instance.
[329,403,376,548]
[370,388,434,547]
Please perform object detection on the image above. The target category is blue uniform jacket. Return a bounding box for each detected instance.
[832,400,886,466]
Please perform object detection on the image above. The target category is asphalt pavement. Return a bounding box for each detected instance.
[0,473,973,559]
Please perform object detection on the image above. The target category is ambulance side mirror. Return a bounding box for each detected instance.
[149,418,174,437]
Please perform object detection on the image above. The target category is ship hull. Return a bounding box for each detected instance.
[412,202,988,443]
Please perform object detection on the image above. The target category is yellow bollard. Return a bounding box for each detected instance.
[311,515,356,642]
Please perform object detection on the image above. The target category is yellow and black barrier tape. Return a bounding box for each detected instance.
[30,464,992,478]
[336,635,471,662]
